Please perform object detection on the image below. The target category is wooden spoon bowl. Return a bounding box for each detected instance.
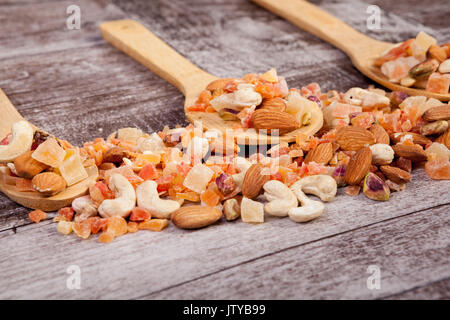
[252,0,450,102]
[0,89,98,212]
[100,19,321,145]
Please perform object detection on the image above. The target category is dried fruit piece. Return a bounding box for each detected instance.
[200,189,221,207]
[183,164,214,194]
[336,126,375,151]
[251,109,299,135]
[98,231,115,243]
[392,144,427,162]
[29,209,47,223]
[344,147,372,185]
[304,142,333,164]
[88,217,108,234]
[425,142,450,161]
[57,220,73,235]
[241,197,264,223]
[127,221,139,233]
[380,165,411,184]
[138,219,169,231]
[106,215,128,237]
[72,220,92,239]
[58,207,75,221]
[425,73,450,94]
[59,151,88,186]
[363,172,390,201]
[129,207,152,222]
[345,185,361,196]
[31,137,66,168]
[13,150,48,179]
[242,164,270,199]
[435,130,450,149]
[425,159,450,180]
[31,172,67,196]
[171,206,222,229]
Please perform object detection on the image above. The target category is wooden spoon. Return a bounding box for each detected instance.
[99,20,322,144]
[0,89,98,212]
[252,0,450,102]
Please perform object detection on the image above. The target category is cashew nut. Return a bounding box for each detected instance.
[232,157,252,188]
[290,175,337,202]
[210,83,262,113]
[72,195,98,222]
[263,180,297,217]
[136,180,180,219]
[288,189,324,223]
[344,87,390,110]
[98,173,136,218]
[0,120,34,163]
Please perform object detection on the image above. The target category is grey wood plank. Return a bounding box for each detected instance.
[142,204,450,300]
[383,277,450,300]
[0,169,448,299]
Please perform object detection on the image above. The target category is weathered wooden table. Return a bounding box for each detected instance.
[0,0,449,299]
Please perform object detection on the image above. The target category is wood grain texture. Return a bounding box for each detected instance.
[0,0,449,299]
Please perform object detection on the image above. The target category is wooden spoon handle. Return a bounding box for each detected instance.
[251,0,376,57]
[99,20,212,96]
[0,89,24,138]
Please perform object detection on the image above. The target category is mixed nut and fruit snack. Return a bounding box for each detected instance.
[187,68,323,136]
[376,31,450,94]
[1,73,449,243]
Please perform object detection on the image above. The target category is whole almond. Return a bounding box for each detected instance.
[380,165,411,184]
[304,142,333,164]
[14,150,49,179]
[420,120,448,136]
[345,147,372,185]
[171,205,222,229]
[428,44,447,63]
[251,109,299,135]
[422,105,450,121]
[391,144,427,162]
[242,164,270,199]
[31,172,66,196]
[260,97,287,112]
[336,126,375,151]
[390,132,431,146]
[435,129,450,149]
[370,124,390,144]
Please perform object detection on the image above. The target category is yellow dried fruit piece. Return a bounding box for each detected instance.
[58,150,88,186]
[57,220,73,235]
[32,137,66,168]
[138,219,169,231]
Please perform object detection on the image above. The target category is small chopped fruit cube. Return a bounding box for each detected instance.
[375,39,414,66]
[104,165,135,184]
[129,207,151,222]
[183,164,214,194]
[200,189,221,207]
[72,220,92,239]
[261,68,278,83]
[29,209,47,223]
[98,231,115,243]
[138,163,157,180]
[425,159,450,180]
[411,31,437,60]
[15,178,34,192]
[31,137,66,168]
[135,153,161,166]
[241,197,264,223]
[58,152,88,186]
[117,127,143,143]
[57,220,73,235]
[138,219,169,232]
[106,215,128,237]
[425,142,450,161]
[58,207,75,221]
[426,73,450,94]
[87,217,108,234]
[381,57,420,83]
[176,191,201,202]
[127,221,139,233]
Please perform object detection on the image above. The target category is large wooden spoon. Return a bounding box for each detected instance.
[252,0,450,102]
[0,89,98,212]
[99,20,323,144]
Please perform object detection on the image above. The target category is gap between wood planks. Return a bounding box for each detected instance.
[380,276,450,300]
[134,202,450,299]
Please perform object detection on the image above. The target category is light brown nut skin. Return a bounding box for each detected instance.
[420,120,448,136]
[103,147,130,164]
[422,105,450,122]
[370,124,390,145]
[304,142,333,165]
[14,150,49,179]
[391,144,428,162]
[380,165,411,184]
[241,164,270,199]
[251,109,299,135]
[336,126,375,151]
[390,132,431,146]
[345,147,372,185]
[260,97,287,112]
[171,206,222,230]
[31,172,66,196]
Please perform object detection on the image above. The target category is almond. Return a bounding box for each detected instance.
[391,144,427,162]
[304,142,333,164]
[336,126,375,151]
[422,105,450,122]
[380,165,411,184]
[390,132,431,146]
[260,97,287,112]
[13,150,49,179]
[103,147,130,164]
[345,147,372,185]
[242,164,270,199]
[370,124,390,144]
[31,172,66,196]
[171,205,222,229]
[428,44,447,63]
[435,129,450,149]
[251,109,299,135]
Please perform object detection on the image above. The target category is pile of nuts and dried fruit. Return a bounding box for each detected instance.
[376,31,450,93]
[1,70,450,243]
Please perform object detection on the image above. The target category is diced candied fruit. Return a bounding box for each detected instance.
[177,191,201,202]
[117,127,143,144]
[58,207,75,221]
[410,31,437,60]
[426,73,450,94]
[156,174,175,193]
[375,39,414,66]
[381,56,420,83]
[59,151,88,186]
[350,112,375,129]
[98,231,115,243]
[200,189,221,207]
[138,219,169,232]
[425,142,450,161]
[135,153,161,166]
[29,209,47,223]
[129,207,152,222]
[183,164,214,194]
[106,215,128,237]
[87,217,108,234]
[425,159,450,180]
[57,220,73,235]
[127,221,139,233]
[31,137,66,168]
[15,178,33,192]
[72,220,92,239]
